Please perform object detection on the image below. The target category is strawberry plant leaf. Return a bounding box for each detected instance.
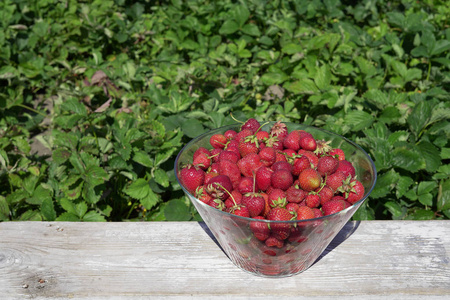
[219,20,239,35]
[407,101,432,138]
[82,211,106,222]
[392,145,424,172]
[140,189,159,210]
[284,79,319,95]
[52,148,71,165]
[437,180,450,212]
[56,212,80,221]
[384,201,406,220]
[182,118,205,138]
[406,209,434,220]
[314,65,331,91]
[0,196,9,221]
[19,210,42,221]
[133,151,154,168]
[417,141,441,173]
[123,178,150,200]
[153,168,169,188]
[41,197,56,221]
[164,198,191,221]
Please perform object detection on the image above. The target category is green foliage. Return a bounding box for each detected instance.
[0,0,448,221]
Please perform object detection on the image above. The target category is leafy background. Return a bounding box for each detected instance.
[0,0,449,222]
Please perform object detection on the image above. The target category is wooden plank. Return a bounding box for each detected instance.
[0,221,449,299]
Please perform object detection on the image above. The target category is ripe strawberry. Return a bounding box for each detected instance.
[210,134,227,149]
[271,169,294,191]
[179,164,205,195]
[299,131,317,151]
[285,185,307,203]
[322,199,347,216]
[283,130,301,151]
[336,160,356,178]
[259,146,276,167]
[210,148,222,163]
[265,236,284,248]
[234,128,254,143]
[326,171,346,192]
[268,189,287,208]
[298,150,319,168]
[238,135,259,157]
[270,121,288,141]
[205,174,233,200]
[237,176,255,195]
[266,207,294,240]
[193,147,210,161]
[305,193,320,208]
[224,190,243,209]
[225,145,240,158]
[195,186,213,204]
[218,150,239,164]
[209,163,220,174]
[193,152,211,170]
[224,129,237,140]
[314,139,332,157]
[317,155,339,176]
[256,130,269,142]
[265,135,284,151]
[204,171,218,184]
[208,198,225,211]
[298,168,322,192]
[318,185,334,205]
[275,151,287,163]
[292,155,311,176]
[250,216,270,241]
[237,153,263,177]
[271,161,293,173]
[329,148,345,161]
[296,206,315,221]
[312,208,324,218]
[228,205,250,218]
[241,118,261,133]
[286,202,300,213]
[343,179,365,204]
[218,159,241,189]
[242,193,265,217]
[255,166,273,191]
[260,192,271,217]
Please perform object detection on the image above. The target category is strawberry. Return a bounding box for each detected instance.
[265,236,284,248]
[250,216,270,241]
[234,128,254,143]
[271,169,294,191]
[299,131,317,151]
[318,185,334,205]
[265,135,284,151]
[193,147,210,161]
[314,139,332,157]
[193,152,211,170]
[179,164,205,195]
[228,205,250,218]
[238,135,259,157]
[305,192,320,208]
[255,166,273,191]
[258,146,276,167]
[224,190,243,209]
[224,129,237,140]
[210,134,227,149]
[329,148,345,161]
[298,150,319,168]
[218,150,240,164]
[296,206,315,221]
[266,207,294,240]
[312,207,324,218]
[195,186,213,204]
[322,199,347,216]
[256,130,269,142]
[209,162,220,174]
[205,174,233,200]
[225,145,240,158]
[268,189,287,208]
[241,118,261,133]
[342,178,365,204]
[286,202,300,213]
[317,155,339,176]
[298,168,322,192]
[292,155,311,176]
[242,193,265,217]
[283,130,301,151]
[285,185,307,203]
[237,153,263,177]
[210,148,222,163]
[218,159,241,189]
[271,161,293,173]
[208,198,225,211]
[326,171,346,192]
[336,160,356,178]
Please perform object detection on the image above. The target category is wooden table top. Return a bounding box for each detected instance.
[1,221,449,299]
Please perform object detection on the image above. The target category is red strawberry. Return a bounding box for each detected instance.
[224,190,243,209]
[205,175,233,200]
[237,153,263,177]
[193,152,211,170]
[259,147,276,167]
[286,202,300,213]
[234,128,254,143]
[266,207,294,240]
[210,134,227,149]
[238,135,259,157]
[209,162,220,174]
[265,135,284,151]
[268,189,287,208]
[179,165,205,195]
[318,185,334,205]
[317,155,339,176]
[256,130,269,142]
[296,206,315,221]
[299,131,317,151]
[225,145,240,158]
[285,185,307,203]
[271,161,293,173]
[193,147,210,161]
[329,148,345,161]
[292,155,311,176]
[218,150,239,164]
[283,130,301,151]
[271,169,294,191]
[204,171,218,184]
[314,139,332,157]
[336,160,356,178]
[242,193,265,217]
[326,171,346,192]
[210,148,222,163]
[255,166,273,191]
[298,168,322,192]
[218,159,241,189]
[312,208,324,218]
[224,129,237,140]
[250,216,270,241]
[322,199,347,216]
[195,186,213,204]
[237,177,255,195]
[208,198,225,211]
[343,179,365,204]
[241,118,261,133]
[228,205,250,218]
[298,150,319,168]
[265,236,284,248]
[305,193,320,208]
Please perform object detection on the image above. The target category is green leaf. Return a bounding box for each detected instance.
[371,169,399,199]
[392,146,424,172]
[407,101,432,137]
[314,65,331,90]
[123,178,150,199]
[52,148,71,165]
[155,148,176,167]
[56,212,80,221]
[164,199,191,221]
[343,110,374,132]
[431,39,450,56]
[418,193,433,207]
[438,180,450,211]
[154,168,170,188]
[234,5,250,27]
[261,72,289,85]
[385,201,405,220]
[219,20,239,35]
[41,197,56,221]
[407,209,434,220]
[133,151,153,168]
[396,176,414,198]
[284,79,319,95]
[181,118,205,138]
[0,196,10,221]
[417,181,437,195]
[140,189,159,210]
[417,141,441,173]
[61,98,87,116]
[19,210,42,221]
[82,211,106,222]
[241,23,260,36]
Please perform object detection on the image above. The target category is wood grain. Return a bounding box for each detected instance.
[0,221,449,299]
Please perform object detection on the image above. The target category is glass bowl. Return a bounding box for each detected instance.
[174,122,377,277]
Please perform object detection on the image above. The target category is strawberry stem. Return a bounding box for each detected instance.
[215,182,236,206]
[230,113,244,124]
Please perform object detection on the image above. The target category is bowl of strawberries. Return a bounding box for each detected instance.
[175,119,377,277]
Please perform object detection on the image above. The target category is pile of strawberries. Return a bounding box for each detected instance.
[179,118,365,245]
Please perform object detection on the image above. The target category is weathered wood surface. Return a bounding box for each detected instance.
[0,221,449,299]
